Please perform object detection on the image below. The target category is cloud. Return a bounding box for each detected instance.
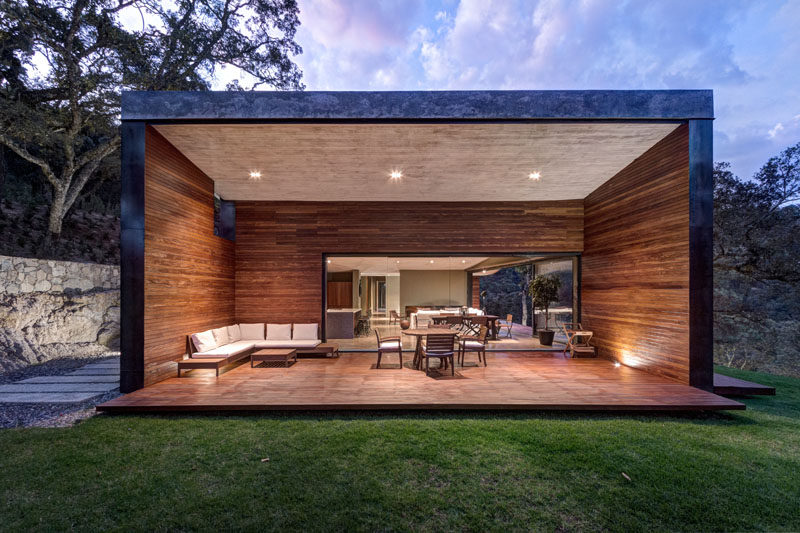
[268,0,799,177]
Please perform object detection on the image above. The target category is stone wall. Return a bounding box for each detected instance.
[0,255,120,372]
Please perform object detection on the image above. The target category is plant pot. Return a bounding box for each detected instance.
[538,329,555,346]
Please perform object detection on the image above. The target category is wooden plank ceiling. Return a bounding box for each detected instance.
[153,122,680,202]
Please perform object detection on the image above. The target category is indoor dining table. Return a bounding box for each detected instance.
[401,328,460,370]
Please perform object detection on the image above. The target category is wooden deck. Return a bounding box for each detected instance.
[98,352,744,413]
[714,373,776,396]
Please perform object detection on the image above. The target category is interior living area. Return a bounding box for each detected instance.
[99,90,744,412]
[325,254,577,351]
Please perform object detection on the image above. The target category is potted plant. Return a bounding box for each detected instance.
[528,274,562,346]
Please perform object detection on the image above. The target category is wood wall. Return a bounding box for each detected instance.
[235,201,584,328]
[143,127,235,385]
[582,125,690,383]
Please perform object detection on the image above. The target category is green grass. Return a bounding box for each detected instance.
[1,367,799,532]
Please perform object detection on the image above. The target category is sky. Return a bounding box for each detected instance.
[249,0,800,180]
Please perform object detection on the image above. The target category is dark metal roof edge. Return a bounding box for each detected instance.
[121,89,714,121]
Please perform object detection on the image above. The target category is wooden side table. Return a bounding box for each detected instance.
[251,348,297,368]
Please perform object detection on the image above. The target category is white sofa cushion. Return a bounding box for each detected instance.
[227,324,242,342]
[254,339,321,349]
[239,323,265,340]
[266,323,292,340]
[193,340,255,358]
[212,326,229,346]
[461,340,485,350]
[292,323,318,340]
[191,329,217,352]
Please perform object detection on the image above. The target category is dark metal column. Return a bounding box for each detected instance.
[119,122,146,392]
[688,119,714,390]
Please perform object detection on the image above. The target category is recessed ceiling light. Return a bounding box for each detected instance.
[249,170,262,180]
[327,259,331,264]
[461,260,466,263]
[396,260,400,263]
[389,169,403,180]
[528,171,541,181]
[429,259,434,264]
[482,269,487,273]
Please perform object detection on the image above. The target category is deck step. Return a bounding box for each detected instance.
[713,373,775,396]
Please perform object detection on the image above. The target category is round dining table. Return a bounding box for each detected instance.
[401,328,459,370]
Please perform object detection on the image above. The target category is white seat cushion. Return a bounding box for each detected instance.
[379,341,400,349]
[254,339,321,349]
[212,326,229,346]
[292,323,318,340]
[266,323,292,340]
[239,323,265,340]
[227,324,242,342]
[461,340,485,350]
[193,340,255,358]
[191,329,217,352]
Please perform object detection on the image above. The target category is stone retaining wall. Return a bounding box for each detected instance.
[0,255,120,372]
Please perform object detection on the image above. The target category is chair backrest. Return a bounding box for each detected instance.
[428,323,451,329]
[390,310,399,319]
[505,314,513,323]
[374,329,383,345]
[478,325,489,342]
[425,334,455,354]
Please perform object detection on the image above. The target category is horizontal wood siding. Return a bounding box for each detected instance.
[582,124,690,383]
[144,127,235,385]
[235,201,583,326]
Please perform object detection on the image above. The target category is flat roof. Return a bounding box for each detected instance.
[121,90,713,121]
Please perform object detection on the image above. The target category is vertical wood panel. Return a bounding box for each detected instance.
[235,201,584,326]
[144,127,235,385]
[582,124,690,383]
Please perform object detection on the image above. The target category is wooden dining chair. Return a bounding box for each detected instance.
[389,310,401,325]
[561,322,593,356]
[497,314,513,338]
[422,334,456,376]
[375,329,402,368]
[459,325,489,367]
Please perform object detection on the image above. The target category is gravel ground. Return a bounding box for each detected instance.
[0,353,120,429]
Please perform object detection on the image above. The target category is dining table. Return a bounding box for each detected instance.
[430,314,501,339]
[401,328,460,370]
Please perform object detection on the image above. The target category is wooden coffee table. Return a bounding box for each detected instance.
[251,348,297,368]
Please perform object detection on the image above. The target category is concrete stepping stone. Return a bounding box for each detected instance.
[0,383,118,393]
[0,392,104,403]
[18,375,119,384]
[69,368,119,376]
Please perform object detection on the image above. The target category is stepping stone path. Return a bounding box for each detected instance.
[0,359,119,404]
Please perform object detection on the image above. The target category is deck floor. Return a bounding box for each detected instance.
[99,352,744,412]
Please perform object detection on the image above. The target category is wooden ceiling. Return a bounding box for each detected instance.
[327,256,489,274]
[154,122,680,202]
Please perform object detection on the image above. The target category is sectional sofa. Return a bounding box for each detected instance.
[188,323,327,361]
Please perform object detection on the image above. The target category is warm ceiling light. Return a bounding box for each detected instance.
[249,170,262,180]
[482,269,487,273]
[389,169,403,180]
[461,260,466,263]
[327,259,331,264]
[396,260,400,263]
[528,171,541,181]
[429,259,434,264]
[614,362,621,368]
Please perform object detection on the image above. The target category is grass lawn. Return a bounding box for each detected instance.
[1,367,799,532]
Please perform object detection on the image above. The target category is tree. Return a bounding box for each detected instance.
[0,0,303,236]
[713,142,800,376]
[513,263,532,326]
[528,274,561,332]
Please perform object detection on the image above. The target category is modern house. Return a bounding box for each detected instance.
[101,89,743,412]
